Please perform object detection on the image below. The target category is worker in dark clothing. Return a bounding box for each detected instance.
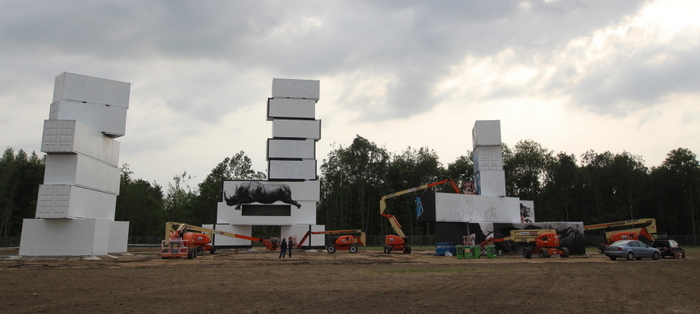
[288,237,293,258]
[279,238,287,258]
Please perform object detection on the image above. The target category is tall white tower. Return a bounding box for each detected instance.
[472,120,506,197]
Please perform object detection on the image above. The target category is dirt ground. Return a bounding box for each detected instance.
[0,247,698,314]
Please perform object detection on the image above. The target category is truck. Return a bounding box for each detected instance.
[160,222,279,259]
[583,218,657,253]
[380,178,462,254]
[481,229,570,259]
[294,229,366,253]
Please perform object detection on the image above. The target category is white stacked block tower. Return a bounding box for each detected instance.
[19,72,130,256]
[208,78,325,248]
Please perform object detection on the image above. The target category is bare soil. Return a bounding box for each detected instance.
[1,247,698,313]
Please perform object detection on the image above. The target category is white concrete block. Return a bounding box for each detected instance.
[50,100,128,138]
[434,193,521,223]
[216,201,317,226]
[476,170,506,197]
[223,180,320,202]
[474,145,503,172]
[472,120,501,149]
[272,78,320,101]
[271,119,321,140]
[267,138,315,160]
[44,154,120,195]
[41,120,120,166]
[268,159,317,180]
[35,184,117,219]
[107,221,129,253]
[53,72,130,108]
[19,218,113,256]
[267,98,316,120]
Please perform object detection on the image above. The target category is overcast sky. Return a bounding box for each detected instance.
[1,0,698,188]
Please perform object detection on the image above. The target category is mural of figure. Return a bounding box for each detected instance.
[224,181,301,209]
[520,203,533,223]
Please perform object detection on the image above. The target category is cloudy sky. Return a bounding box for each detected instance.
[1,0,698,188]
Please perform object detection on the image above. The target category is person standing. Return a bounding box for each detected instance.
[278,238,287,258]
[288,237,293,258]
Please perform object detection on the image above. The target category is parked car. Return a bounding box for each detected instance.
[651,239,686,259]
[604,240,660,261]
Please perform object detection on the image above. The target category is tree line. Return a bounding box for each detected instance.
[1,136,698,239]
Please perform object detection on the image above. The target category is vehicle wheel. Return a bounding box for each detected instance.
[626,252,634,261]
[210,246,218,254]
[523,248,532,259]
[540,248,549,258]
[349,245,358,253]
[327,246,336,254]
[682,252,686,258]
[187,249,194,259]
[404,246,411,254]
[561,247,570,258]
[384,245,392,254]
[196,246,204,256]
[609,256,617,261]
[652,251,660,260]
[598,245,605,254]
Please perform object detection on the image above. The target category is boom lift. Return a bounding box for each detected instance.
[480,229,570,259]
[161,222,278,259]
[380,178,462,254]
[583,218,657,253]
[294,229,366,253]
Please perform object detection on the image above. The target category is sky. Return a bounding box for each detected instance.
[1,0,699,189]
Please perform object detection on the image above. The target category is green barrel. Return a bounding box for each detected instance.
[485,245,497,258]
[456,245,465,259]
[470,245,481,259]
[462,245,473,259]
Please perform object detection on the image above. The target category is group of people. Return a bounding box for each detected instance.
[278,237,294,258]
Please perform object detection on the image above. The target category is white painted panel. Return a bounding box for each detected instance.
[53,72,130,108]
[472,120,501,149]
[107,221,129,253]
[267,98,315,120]
[268,159,317,180]
[35,184,117,219]
[206,224,253,246]
[44,154,120,195]
[19,218,112,256]
[271,119,320,140]
[41,120,120,166]
[519,200,535,223]
[434,193,521,223]
[267,138,315,159]
[476,170,506,197]
[223,180,320,202]
[216,201,317,226]
[271,78,320,101]
[50,100,128,138]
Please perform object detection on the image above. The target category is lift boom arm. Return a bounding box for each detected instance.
[165,222,277,250]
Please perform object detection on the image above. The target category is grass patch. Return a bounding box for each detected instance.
[376,268,476,274]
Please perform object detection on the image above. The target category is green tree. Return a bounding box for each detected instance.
[651,148,699,241]
[319,136,389,234]
[0,148,44,237]
[541,152,579,221]
[115,164,164,236]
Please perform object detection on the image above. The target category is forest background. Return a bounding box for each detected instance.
[1,135,698,242]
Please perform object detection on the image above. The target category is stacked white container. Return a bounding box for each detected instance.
[19,73,131,256]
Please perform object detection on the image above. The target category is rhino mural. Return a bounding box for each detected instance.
[224,181,301,210]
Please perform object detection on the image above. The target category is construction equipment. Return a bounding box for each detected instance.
[584,218,657,253]
[380,178,462,254]
[160,222,279,259]
[294,229,366,253]
[480,229,570,259]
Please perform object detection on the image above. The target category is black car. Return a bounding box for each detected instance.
[651,239,686,259]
